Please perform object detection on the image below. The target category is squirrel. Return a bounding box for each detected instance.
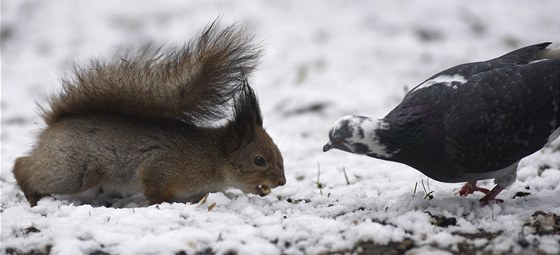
[12,23,286,206]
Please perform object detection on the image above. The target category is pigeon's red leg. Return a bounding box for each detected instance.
[458,181,476,196]
[479,185,505,206]
[457,181,491,196]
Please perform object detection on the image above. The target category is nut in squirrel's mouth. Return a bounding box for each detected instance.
[257,184,271,197]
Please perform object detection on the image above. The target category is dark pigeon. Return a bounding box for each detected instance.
[324,43,560,205]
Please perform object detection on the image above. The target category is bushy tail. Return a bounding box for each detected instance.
[43,22,261,125]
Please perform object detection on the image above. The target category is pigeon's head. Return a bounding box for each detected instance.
[324,115,392,158]
[324,115,355,153]
[324,115,371,154]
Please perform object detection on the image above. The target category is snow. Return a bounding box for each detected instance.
[2,0,560,254]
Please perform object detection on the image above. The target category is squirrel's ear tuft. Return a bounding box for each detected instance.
[235,79,263,127]
[227,79,263,152]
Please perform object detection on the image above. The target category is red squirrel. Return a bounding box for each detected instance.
[13,23,286,206]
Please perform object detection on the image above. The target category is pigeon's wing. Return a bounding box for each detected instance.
[444,59,560,174]
[405,42,553,101]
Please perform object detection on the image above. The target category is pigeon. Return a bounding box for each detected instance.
[324,43,560,205]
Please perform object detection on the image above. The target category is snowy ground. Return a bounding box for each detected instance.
[2,1,560,254]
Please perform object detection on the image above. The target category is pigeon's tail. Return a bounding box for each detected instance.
[538,47,560,59]
[497,43,556,63]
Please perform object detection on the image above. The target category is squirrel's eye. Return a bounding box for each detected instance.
[254,156,265,166]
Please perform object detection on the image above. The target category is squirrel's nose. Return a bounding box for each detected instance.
[278,175,286,186]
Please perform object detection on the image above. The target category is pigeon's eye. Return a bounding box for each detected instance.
[335,139,343,145]
[254,156,266,166]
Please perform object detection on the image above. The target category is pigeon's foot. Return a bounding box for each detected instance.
[479,185,505,206]
[457,181,491,196]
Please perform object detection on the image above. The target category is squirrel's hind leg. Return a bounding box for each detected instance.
[13,156,48,206]
[13,148,105,206]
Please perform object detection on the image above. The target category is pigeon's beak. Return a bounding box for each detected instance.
[323,142,334,152]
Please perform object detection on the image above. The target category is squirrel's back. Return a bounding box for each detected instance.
[44,22,261,125]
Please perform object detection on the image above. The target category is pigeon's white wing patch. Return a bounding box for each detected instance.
[411,74,467,92]
[529,59,548,64]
